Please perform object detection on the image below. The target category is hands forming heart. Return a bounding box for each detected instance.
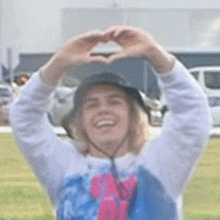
[42,25,174,85]
[53,25,157,68]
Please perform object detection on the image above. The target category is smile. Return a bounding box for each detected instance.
[95,119,116,128]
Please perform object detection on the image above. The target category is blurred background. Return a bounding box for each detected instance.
[1,1,220,219]
[1,0,220,127]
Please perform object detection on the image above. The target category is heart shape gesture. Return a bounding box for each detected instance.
[102,25,174,72]
[102,25,158,61]
[42,25,174,85]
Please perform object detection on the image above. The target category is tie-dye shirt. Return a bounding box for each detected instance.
[9,60,212,220]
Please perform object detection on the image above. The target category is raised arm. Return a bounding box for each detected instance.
[103,24,174,73]
[41,30,110,85]
[9,30,110,204]
[103,25,212,198]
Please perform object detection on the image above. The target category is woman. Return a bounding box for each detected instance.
[10,25,211,220]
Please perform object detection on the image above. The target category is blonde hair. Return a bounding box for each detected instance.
[68,98,150,155]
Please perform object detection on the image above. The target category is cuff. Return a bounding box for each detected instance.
[39,68,58,89]
[24,71,56,96]
[153,58,187,84]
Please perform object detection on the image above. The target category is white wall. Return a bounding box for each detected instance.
[2,0,63,66]
[62,8,190,49]
[2,0,220,67]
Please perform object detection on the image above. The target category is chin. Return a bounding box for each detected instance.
[95,137,119,144]
[95,133,127,145]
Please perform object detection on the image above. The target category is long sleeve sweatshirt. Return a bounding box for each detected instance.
[9,60,212,220]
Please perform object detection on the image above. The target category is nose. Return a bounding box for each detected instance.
[97,100,110,115]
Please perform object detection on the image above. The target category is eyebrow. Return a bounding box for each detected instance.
[83,97,98,104]
[83,93,125,104]
[108,94,124,99]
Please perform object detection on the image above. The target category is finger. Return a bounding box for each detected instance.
[104,27,125,39]
[107,51,125,63]
[105,24,134,36]
[103,24,129,34]
[112,28,129,39]
[103,27,118,42]
[85,32,105,44]
[103,24,129,40]
[88,54,111,64]
[77,30,106,44]
[64,32,103,51]
[104,28,132,46]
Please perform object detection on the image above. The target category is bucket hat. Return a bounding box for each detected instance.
[61,72,152,139]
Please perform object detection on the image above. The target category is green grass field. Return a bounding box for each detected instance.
[0,133,220,220]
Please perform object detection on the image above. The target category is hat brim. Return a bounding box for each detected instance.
[61,83,150,139]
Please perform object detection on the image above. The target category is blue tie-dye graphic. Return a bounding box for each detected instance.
[128,166,177,220]
[56,166,177,220]
[56,173,99,220]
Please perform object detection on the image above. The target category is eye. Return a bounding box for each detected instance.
[109,99,122,106]
[111,100,119,105]
[84,102,98,109]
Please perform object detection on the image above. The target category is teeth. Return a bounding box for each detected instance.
[96,120,115,127]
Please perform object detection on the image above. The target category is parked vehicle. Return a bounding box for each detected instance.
[207,95,220,127]
[47,86,77,126]
[188,66,220,127]
[188,66,220,95]
[140,92,162,127]
[0,84,13,124]
[150,107,162,127]
[160,95,220,127]
[0,84,13,103]
[159,66,220,127]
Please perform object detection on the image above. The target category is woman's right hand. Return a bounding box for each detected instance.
[42,30,110,85]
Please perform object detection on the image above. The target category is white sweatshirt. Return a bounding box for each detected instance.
[9,60,212,220]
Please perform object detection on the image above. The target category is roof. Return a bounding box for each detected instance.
[14,53,53,75]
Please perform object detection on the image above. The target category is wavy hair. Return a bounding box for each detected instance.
[64,91,151,155]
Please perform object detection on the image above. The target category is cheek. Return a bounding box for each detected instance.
[81,110,95,132]
[81,111,90,128]
[118,108,130,127]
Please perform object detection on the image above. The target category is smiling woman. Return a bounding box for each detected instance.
[9,25,211,220]
[81,85,131,155]
[68,81,150,157]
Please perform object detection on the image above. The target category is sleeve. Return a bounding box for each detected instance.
[144,59,212,198]
[9,72,79,206]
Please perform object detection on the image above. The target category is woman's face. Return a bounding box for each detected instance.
[81,85,131,154]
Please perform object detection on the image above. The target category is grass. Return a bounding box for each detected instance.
[0,133,220,219]
[183,138,220,219]
[0,133,54,220]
